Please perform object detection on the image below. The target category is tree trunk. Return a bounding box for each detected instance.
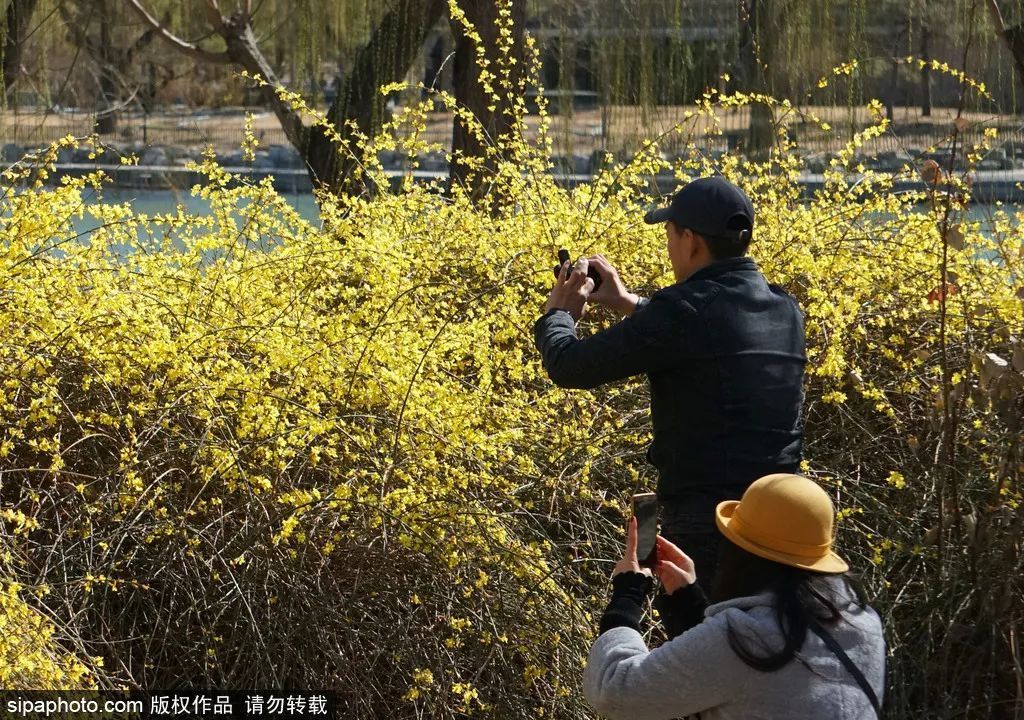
[738,0,773,157]
[999,25,1024,95]
[920,16,932,117]
[886,55,898,121]
[303,0,446,194]
[61,0,159,135]
[218,15,306,150]
[449,0,526,201]
[95,0,118,135]
[986,1,1024,97]
[2,0,40,104]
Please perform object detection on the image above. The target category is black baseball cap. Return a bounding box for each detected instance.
[643,176,754,241]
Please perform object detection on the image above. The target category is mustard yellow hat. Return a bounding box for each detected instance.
[715,473,849,573]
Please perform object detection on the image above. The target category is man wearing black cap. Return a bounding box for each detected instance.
[533,176,806,590]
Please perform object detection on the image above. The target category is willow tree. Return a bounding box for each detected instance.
[737,0,867,153]
[987,0,1024,89]
[125,0,442,192]
[450,0,527,199]
[58,0,168,133]
[736,0,773,152]
[125,0,525,199]
[535,0,864,157]
[1,0,40,103]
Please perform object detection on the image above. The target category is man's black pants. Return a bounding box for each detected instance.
[658,502,723,595]
[648,499,725,634]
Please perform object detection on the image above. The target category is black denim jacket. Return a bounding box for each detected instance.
[533,256,806,503]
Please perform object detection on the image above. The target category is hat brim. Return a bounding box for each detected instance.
[643,207,673,225]
[715,500,850,573]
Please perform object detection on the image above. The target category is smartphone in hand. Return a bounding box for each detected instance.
[553,248,603,291]
[631,492,659,568]
[554,249,572,280]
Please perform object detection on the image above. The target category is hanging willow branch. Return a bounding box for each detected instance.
[125,0,230,64]
[2,0,42,99]
[985,0,1024,88]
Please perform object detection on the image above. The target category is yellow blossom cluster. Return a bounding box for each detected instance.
[0,581,97,689]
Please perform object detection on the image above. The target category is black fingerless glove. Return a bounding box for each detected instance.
[654,583,709,639]
[598,572,654,634]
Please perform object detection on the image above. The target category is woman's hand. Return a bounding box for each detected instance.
[612,517,654,579]
[654,535,697,594]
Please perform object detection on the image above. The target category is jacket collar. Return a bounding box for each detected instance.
[703,576,857,618]
[705,592,775,617]
[682,256,758,285]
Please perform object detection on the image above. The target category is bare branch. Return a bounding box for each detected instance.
[203,0,226,32]
[125,0,231,64]
[123,21,162,67]
[986,0,1006,33]
[219,18,306,149]
[92,85,140,117]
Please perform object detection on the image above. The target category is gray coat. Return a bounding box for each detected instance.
[584,577,885,719]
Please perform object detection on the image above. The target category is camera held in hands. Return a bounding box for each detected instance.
[554,248,602,292]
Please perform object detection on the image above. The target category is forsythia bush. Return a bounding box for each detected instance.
[0,580,96,688]
[1,14,1021,719]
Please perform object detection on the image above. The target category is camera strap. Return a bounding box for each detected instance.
[807,618,882,718]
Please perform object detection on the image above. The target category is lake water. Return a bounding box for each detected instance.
[64,188,1016,239]
[71,188,323,230]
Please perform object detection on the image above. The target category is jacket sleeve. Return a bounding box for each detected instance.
[583,618,741,720]
[532,292,696,389]
[599,572,654,635]
[656,583,709,640]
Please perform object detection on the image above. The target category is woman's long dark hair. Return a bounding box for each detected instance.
[710,539,869,672]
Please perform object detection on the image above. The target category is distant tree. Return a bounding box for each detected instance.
[736,0,850,153]
[919,0,933,116]
[449,0,526,200]
[127,0,525,199]
[737,0,800,154]
[59,0,165,133]
[292,0,449,192]
[1,0,40,104]
[737,0,769,153]
[986,0,1024,89]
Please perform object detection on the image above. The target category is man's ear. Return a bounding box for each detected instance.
[688,229,706,259]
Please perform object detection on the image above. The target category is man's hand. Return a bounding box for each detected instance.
[585,255,640,316]
[612,517,654,579]
[654,535,697,594]
[544,257,595,320]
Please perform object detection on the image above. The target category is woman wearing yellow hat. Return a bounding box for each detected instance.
[584,474,885,719]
